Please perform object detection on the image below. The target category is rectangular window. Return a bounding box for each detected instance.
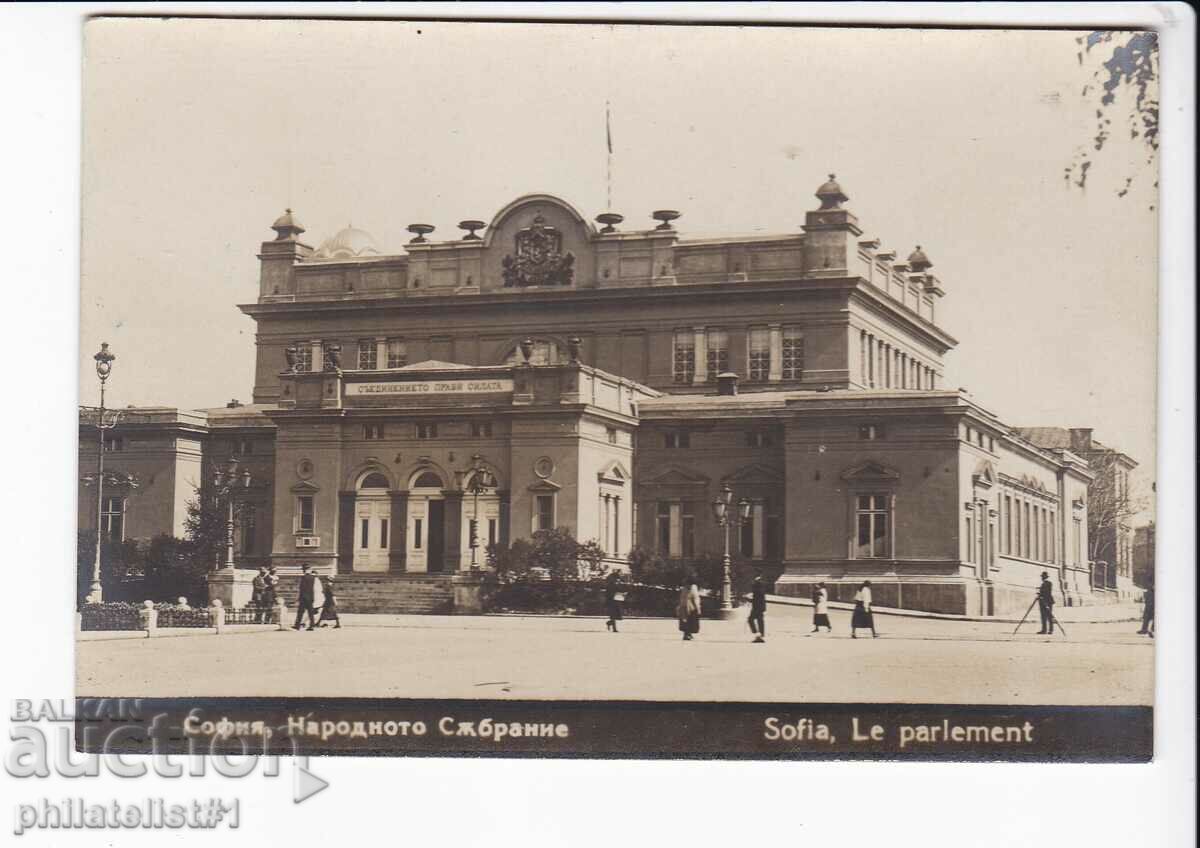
[664,431,690,449]
[297,496,315,533]
[386,339,407,369]
[293,342,313,372]
[239,504,256,555]
[855,494,891,558]
[103,437,125,453]
[360,518,370,549]
[1023,502,1031,558]
[858,424,883,441]
[535,495,555,532]
[965,516,974,563]
[357,340,377,370]
[782,327,804,379]
[656,502,671,555]
[364,423,384,440]
[681,502,695,559]
[234,439,253,455]
[705,329,729,380]
[606,427,618,445]
[672,331,695,384]
[748,328,770,381]
[740,513,755,558]
[471,421,493,438]
[416,423,438,439]
[380,518,389,550]
[487,518,497,547]
[414,519,423,549]
[1005,495,1013,555]
[101,496,125,541]
[745,431,772,448]
[1073,518,1082,566]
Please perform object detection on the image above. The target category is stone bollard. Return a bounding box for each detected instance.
[211,599,225,635]
[139,600,158,638]
[276,598,288,631]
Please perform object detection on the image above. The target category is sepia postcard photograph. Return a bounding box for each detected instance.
[67,15,1168,762]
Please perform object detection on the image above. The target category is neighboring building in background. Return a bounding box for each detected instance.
[1132,522,1156,590]
[1014,427,1141,600]
[79,175,1141,617]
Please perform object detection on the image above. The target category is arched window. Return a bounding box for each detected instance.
[358,472,390,490]
[411,471,444,490]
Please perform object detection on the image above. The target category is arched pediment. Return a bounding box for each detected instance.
[343,460,394,491]
[972,459,997,489]
[840,460,901,483]
[483,194,595,247]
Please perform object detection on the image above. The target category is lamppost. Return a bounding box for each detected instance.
[212,457,251,570]
[711,484,752,618]
[86,343,118,604]
[465,455,497,568]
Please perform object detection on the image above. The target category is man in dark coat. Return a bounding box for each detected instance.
[1137,584,1154,637]
[251,566,268,623]
[293,564,318,631]
[749,571,767,643]
[1036,571,1055,635]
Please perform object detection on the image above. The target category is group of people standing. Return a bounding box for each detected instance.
[603,571,880,642]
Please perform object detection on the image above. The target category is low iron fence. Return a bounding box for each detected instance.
[77,600,286,635]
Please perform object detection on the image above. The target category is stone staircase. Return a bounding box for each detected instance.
[274,574,455,614]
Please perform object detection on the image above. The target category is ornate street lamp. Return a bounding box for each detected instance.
[85,343,118,604]
[466,454,497,568]
[711,484,752,617]
[213,457,251,570]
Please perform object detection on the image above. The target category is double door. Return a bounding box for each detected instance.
[353,495,391,572]
[407,496,445,573]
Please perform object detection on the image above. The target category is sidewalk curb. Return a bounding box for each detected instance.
[763,594,1141,625]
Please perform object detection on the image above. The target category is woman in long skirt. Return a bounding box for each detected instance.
[317,574,341,629]
[604,572,624,633]
[811,582,832,633]
[850,580,877,638]
[677,576,701,641]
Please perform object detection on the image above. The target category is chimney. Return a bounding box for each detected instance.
[716,372,739,396]
[1069,428,1094,452]
[226,399,243,408]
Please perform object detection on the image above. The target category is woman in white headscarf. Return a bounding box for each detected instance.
[811,582,832,634]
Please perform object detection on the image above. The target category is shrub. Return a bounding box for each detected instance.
[488,529,608,584]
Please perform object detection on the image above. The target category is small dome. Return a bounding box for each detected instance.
[815,173,848,210]
[907,245,933,272]
[309,226,381,261]
[270,208,305,240]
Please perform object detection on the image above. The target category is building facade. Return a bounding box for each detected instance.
[81,175,1124,616]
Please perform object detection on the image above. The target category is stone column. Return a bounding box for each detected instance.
[389,491,409,572]
[768,324,783,382]
[498,491,511,548]
[443,491,464,572]
[692,326,708,384]
[337,492,355,574]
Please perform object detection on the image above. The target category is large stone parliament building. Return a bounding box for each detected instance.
[80,175,1123,616]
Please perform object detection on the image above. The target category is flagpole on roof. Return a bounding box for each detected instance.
[605,100,613,212]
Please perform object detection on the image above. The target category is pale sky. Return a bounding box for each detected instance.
[80,19,1158,510]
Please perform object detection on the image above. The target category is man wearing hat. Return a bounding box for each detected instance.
[1036,571,1056,635]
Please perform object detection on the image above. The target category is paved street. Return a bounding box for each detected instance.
[77,604,1153,705]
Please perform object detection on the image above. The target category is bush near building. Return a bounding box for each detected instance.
[76,532,210,608]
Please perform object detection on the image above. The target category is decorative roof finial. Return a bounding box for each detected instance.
[815,174,848,210]
[907,244,933,272]
[271,208,305,241]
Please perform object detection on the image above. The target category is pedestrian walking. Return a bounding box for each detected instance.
[317,574,341,629]
[748,570,766,643]
[811,582,832,633]
[850,580,878,638]
[677,574,701,641]
[1036,571,1055,635]
[293,564,319,631]
[1137,584,1154,637]
[604,572,624,633]
[251,566,268,622]
[260,566,278,624]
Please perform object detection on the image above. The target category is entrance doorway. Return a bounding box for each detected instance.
[407,470,446,573]
[352,472,391,572]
